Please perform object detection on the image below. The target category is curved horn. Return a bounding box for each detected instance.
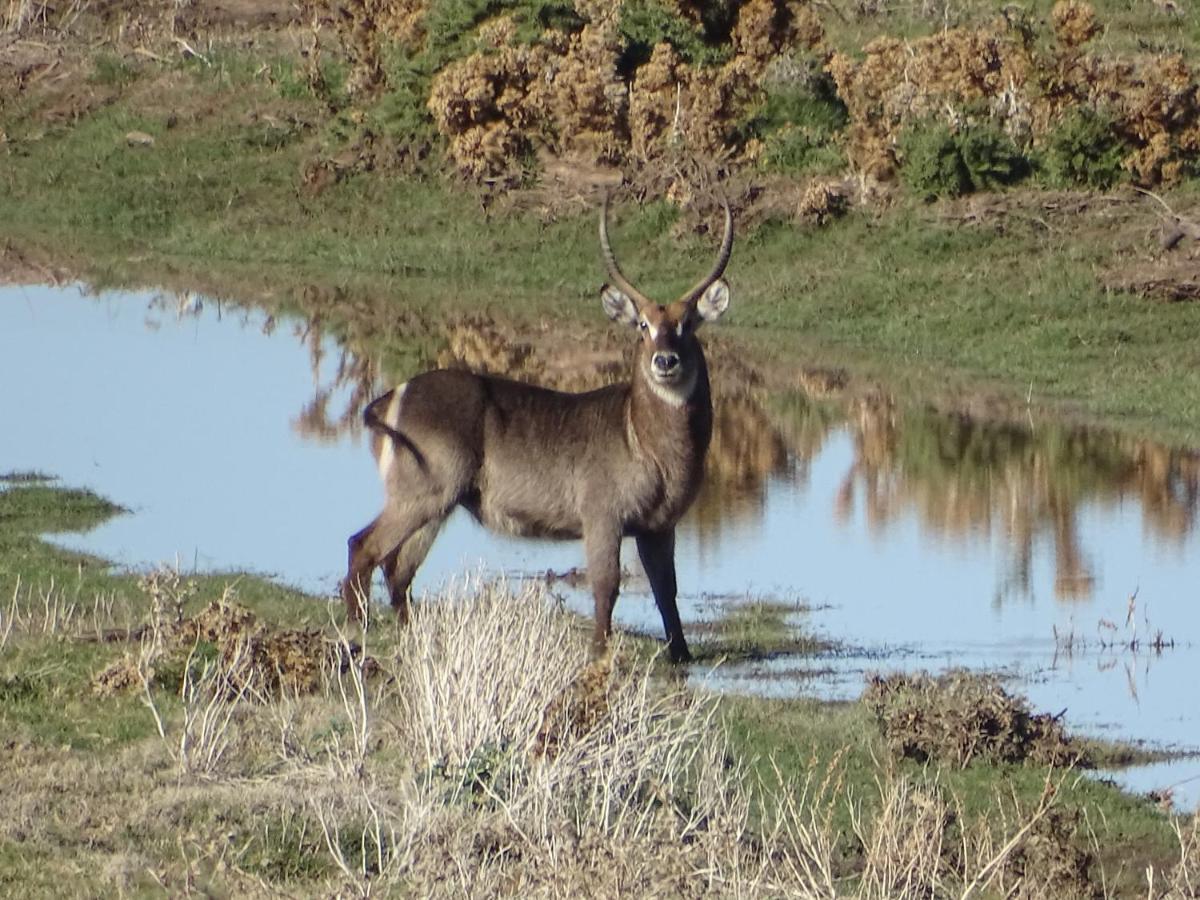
[599,192,654,311]
[679,198,734,307]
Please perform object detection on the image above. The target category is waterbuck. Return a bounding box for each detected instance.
[342,194,733,663]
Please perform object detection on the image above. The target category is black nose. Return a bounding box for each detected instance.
[652,351,680,374]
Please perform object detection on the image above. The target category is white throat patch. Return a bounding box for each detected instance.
[644,365,697,408]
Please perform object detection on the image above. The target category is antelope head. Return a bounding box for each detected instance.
[599,194,733,407]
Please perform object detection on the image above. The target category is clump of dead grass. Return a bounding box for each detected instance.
[862,669,1089,769]
[92,580,346,700]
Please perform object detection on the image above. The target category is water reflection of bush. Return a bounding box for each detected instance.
[769,394,1200,603]
[286,311,1200,605]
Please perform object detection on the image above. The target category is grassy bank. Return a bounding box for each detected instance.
[4,1,1200,444]
[1,476,1194,897]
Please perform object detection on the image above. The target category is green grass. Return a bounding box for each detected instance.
[691,597,831,662]
[721,694,1181,895]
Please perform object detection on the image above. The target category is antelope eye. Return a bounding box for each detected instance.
[638,320,649,332]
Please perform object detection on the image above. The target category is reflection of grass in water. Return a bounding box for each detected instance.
[0,481,124,538]
[762,391,1200,602]
[0,470,57,484]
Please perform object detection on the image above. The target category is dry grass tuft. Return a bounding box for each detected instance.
[92,576,352,700]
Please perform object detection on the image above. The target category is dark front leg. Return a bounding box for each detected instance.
[636,528,691,664]
[583,523,622,655]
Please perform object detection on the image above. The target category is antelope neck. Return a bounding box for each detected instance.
[627,358,712,466]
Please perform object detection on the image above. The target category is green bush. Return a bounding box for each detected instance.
[900,118,1031,199]
[1040,107,1125,189]
[752,66,848,175]
[618,0,731,69]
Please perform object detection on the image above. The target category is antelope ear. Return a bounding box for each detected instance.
[601,284,640,327]
[694,278,730,324]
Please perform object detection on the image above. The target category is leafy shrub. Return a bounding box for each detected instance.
[899,118,1031,199]
[619,0,730,69]
[1039,107,1126,189]
[753,62,847,175]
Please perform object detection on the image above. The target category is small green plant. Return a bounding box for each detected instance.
[89,53,139,87]
[760,124,846,174]
[1040,107,1125,189]
[900,118,1031,199]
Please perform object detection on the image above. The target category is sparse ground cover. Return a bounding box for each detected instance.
[1,478,1197,897]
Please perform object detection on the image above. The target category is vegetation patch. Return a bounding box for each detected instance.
[899,117,1031,199]
[862,669,1087,769]
[91,571,359,700]
[0,471,56,484]
[691,596,832,662]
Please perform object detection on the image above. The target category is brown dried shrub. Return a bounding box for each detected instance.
[827,28,1033,178]
[427,1,811,186]
[797,177,850,224]
[426,21,552,181]
[1051,0,1100,49]
[827,3,1200,186]
[863,670,1088,769]
[93,596,357,699]
[527,19,628,164]
[732,0,824,73]
[312,0,426,96]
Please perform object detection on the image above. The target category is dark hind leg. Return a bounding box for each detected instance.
[342,504,445,622]
[379,517,446,623]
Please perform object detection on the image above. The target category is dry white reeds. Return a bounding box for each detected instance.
[321,610,373,781]
[1,575,135,649]
[389,574,585,775]
[172,639,259,776]
[301,579,1069,897]
[134,581,257,778]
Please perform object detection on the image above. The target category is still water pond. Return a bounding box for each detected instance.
[3,283,1199,806]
